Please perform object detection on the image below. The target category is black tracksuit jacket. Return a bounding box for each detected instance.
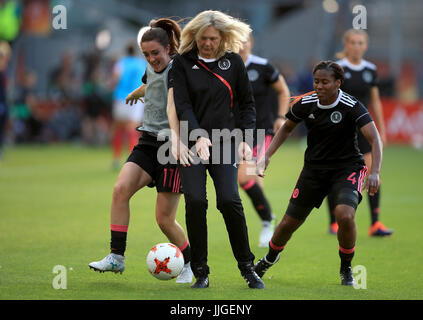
[169,49,256,142]
[168,49,257,273]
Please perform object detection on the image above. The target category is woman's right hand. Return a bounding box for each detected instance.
[125,88,144,106]
[195,137,212,161]
[172,139,194,167]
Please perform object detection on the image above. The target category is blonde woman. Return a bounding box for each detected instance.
[327,29,392,237]
[168,10,264,289]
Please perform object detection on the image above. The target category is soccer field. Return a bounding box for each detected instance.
[0,142,422,300]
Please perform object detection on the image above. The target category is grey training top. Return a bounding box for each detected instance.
[137,60,172,139]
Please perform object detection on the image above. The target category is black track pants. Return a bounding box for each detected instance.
[178,142,255,277]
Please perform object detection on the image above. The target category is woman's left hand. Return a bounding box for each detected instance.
[179,142,194,167]
[195,137,212,161]
[365,172,380,196]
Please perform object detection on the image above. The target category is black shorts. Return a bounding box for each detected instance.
[289,165,368,210]
[126,141,183,194]
[357,129,372,155]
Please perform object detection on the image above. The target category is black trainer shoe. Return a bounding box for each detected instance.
[242,269,265,289]
[254,254,280,278]
[191,276,209,289]
[340,266,355,286]
[239,263,265,289]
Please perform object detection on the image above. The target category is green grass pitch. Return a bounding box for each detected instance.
[0,141,422,300]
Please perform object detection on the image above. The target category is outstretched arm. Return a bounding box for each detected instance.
[166,88,194,166]
[126,84,146,105]
[257,119,298,177]
[360,121,383,196]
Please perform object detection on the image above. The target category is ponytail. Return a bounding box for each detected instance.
[141,18,182,56]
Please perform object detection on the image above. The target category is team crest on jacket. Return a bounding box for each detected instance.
[218,58,231,70]
[330,111,342,123]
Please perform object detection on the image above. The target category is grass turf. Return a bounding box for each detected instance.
[0,142,422,300]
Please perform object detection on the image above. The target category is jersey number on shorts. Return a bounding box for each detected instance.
[347,172,357,185]
[347,167,368,194]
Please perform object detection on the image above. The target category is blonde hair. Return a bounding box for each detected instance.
[335,29,369,59]
[179,10,252,59]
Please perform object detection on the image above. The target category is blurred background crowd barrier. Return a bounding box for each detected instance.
[1,0,422,148]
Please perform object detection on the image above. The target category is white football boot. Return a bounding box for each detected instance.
[175,262,193,284]
[89,253,125,274]
[258,220,275,248]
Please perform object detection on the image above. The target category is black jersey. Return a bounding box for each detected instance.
[336,58,378,107]
[245,54,279,132]
[286,90,373,169]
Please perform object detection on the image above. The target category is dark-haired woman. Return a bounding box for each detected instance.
[89,18,193,284]
[254,61,382,286]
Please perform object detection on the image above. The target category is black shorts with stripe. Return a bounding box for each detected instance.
[126,133,183,194]
[289,164,367,209]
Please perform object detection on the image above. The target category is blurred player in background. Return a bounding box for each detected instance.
[110,43,147,169]
[238,33,290,247]
[254,61,383,286]
[89,18,193,284]
[328,29,392,237]
[0,41,11,160]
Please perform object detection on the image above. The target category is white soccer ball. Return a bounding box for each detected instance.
[146,243,184,280]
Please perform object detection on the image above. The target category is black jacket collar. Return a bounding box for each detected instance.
[183,48,231,62]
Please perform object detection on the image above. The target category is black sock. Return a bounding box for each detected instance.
[110,230,127,256]
[339,247,355,270]
[266,241,285,263]
[368,187,381,225]
[242,181,272,222]
[181,244,191,264]
[328,193,336,224]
